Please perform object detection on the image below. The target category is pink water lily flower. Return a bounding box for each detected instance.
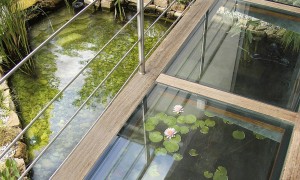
[164,128,177,139]
[173,105,184,114]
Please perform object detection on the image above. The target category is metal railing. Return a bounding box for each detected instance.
[0,0,196,178]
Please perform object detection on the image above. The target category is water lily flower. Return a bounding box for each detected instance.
[164,128,177,139]
[173,105,184,114]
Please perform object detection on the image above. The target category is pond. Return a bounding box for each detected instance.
[166,0,300,111]
[10,6,171,179]
[87,84,292,179]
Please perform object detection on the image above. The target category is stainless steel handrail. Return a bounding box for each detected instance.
[145,0,196,58]
[0,11,140,160]
[51,1,195,178]
[1,0,196,178]
[0,0,98,85]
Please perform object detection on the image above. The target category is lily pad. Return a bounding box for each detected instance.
[213,166,228,180]
[204,171,213,178]
[155,112,167,120]
[195,120,206,128]
[145,122,155,131]
[149,131,163,143]
[200,126,209,134]
[188,149,198,156]
[232,130,245,140]
[190,125,198,130]
[147,117,159,126]
[177,115,185,124]
[171,125,181,132]
[253,132,266,140]
[180,126,189,134]
[169,134,181,143]
[185,114,197,124]
[164,116,177,126]
[204,111,215,117]
[173,153,183,161]
[155,147,167,156]
[163,141,179,153]
[205,119,216,127]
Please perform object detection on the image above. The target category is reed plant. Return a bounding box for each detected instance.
[281,30,300,53]
[0,0,37,78]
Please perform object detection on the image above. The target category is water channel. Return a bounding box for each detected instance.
[10,6,171,179]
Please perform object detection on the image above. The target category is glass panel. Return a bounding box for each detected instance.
[266,0,300,8]
[166,0,300,111]
[86,84,292,180]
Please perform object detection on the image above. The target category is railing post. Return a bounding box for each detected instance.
[199,10,209,79]
[137,0,145,74]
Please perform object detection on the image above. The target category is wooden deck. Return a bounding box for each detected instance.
[51,0,300,179]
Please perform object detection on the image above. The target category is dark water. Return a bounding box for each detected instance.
[11,7,171,179]
[87,84,291,179]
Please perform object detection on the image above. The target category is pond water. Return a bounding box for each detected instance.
[87,84,292,179]
[10,7,171,179]
[166,0,300,111]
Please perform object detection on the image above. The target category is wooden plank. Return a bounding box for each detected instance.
[159,90,284,133]
[281,114,300,180]
[243,0,300,15]
[206,106,285,133]
[51,0,216,179]
[156,74,297,124]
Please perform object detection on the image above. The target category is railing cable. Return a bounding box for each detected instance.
[0,0,98,85]
[0,11,139,160]
[18,38,142,179]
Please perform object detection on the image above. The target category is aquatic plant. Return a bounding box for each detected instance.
[188,149,198,156]
[0,0,37,77]
[172,153,183,161]
[164,127,177,139]
[114,0,126,22]
[149,131,163,142]
[281,30,300,53]
[173,105,184,114]
[232,130,245,140]
[0,158,20,179]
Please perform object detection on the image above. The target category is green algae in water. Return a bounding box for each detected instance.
[56,33,83,46]
[149,131,163,143]
[12,7,172,178]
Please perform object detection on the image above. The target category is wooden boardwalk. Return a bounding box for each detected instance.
[51,0,300,179]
